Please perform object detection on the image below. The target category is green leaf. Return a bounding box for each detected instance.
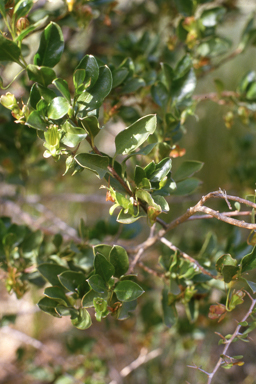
[241,247,256,273]
[61,121,87,148]
[53,78,71,102]
[15,16,49,42]
[112,67,129,88]
[26,111,47,131]
[197,37,232,58]
[174,55,192,80]
[115,114,157,155]
[80,115,100,139]
[244,279,256,294]
[153,195,169,212]
[58,271,86,292]
[71,308,92,329]
[116,300,137,320]
[136,190,161,211]
[124,143,157,163]
[239,15,256,51]
[110,245,129,278]
[93,244,112,260]
[76,66,112,111]
[94,253,115,282]
[0,35,21,63]
[14,0,33,18]
[87,274,108,294]
[47,97,70,120]
[73,69,85,91]
[174,0,193,16]
[29,83,56,109]
[21,230,43,257]
[76,54,99,88]
[174,161,204,182]
[170,68,196,103]
[151,82,169,109]
[121,77,146,94]
[82,290,108,308]
[114,281,144,302]
[169,178,200,195]
[44,286,69,305]
[0,0,6,17]
[200,7,226,28]
[216,253,237,274]
[75,153,109,179]
[37,263,68,287]
[117,209,147,224]
[162,288,177,328]
[37,297,62,318]
[27,64,56,87]
[150,158,172,182]
[222,265,240,283]
[34,22,64,68]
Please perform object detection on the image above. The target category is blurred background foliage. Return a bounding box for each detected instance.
[1,0,256,383]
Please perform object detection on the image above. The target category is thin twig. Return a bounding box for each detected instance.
[160,238,216,279]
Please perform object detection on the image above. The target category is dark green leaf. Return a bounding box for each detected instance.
[200,7,226,27]
[0,0,6,17]
[44,286,69,305]
[21,230,43,257]
[121,77,146,94]
[76,54,99,88]
[197,37,232,58]
[27,64,56,87]
[80,115,100,138]
[26,111,47,131]
[174,0,193,16]
[53,78,71,102]
[93,244,112,260]
[174,161,204,181]
[151,82,169,109]
[58,271,86,292]
[94,253,115,282]
[162,288,177,327]
[115,114,157,155]
[124,143,157,164]
[37,297,62,318]
[75,153,109,179]
[71,308,92,329]
[34,22,64,67]
[222,265,240,283]
[87,274,107,294]
[110,245,129,278]
[112,67,129,88]
[174,55,192,79]
[37,263,68,287]
[244,279,256,294]
[82,289,108,308]
[0,35,21,63]
[116,300,137,320]
[14,0,33,19]
[241,247,256,273]
[169,178,200,195]
[150,158,172,182]
[15,16,49,42]
[114,280,144,302]
[171,68,196,102]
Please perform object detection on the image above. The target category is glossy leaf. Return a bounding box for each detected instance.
[58,271,86,292]
[174,161,204,182]
[112,67,129,88]
[48,97,70,119]
[110,245,129,278]
[170,68,196,102]
[53,78,71,102]
[115,114,157,155]
[174,55,192,80]
[26,111,47,131]
[94,253,115,282]
[200,7,226,28]
[114,281,144,302]
[61,121,87,148]
[38,263,68,287]
[15,16,49,42]
[34,22,64,68]
[75,153,109,179]
[71,308,92,329]
[27,64,56,87]
[150,158,172,182]
[80,115,100,138]
[87,274,107,294]
[0,35,21,63]
[151,82,169,108]
[124,143,157,163]
[76,54,99,88]
[14,0,33,19]
[197,37,232,58]
[241,247,256,273]
[169,178,200,195]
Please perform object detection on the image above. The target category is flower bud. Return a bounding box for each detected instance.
[16,17,30,33]
[0,93,17,110]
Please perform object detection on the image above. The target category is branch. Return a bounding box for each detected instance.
[193,91,239,105]
[109,347,162,384]
[206,292,256,384]
[160,238,217,279]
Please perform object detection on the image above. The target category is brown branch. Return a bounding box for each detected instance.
[193,91,239,105]
[206,292,256,384]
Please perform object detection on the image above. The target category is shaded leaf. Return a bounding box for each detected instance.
[0,35,21,63]
[37,297,61,318]
[37,263,68,287]
[58,271,86,292]
[162,288,177,327]
[27,64,56,87]
[26,111,47,131]
[94,253,115,282]
[87,274,107,294]
[174,161,204,182]
[241,247,256,273]
[34,22,64,67]
[75,153,109,179]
